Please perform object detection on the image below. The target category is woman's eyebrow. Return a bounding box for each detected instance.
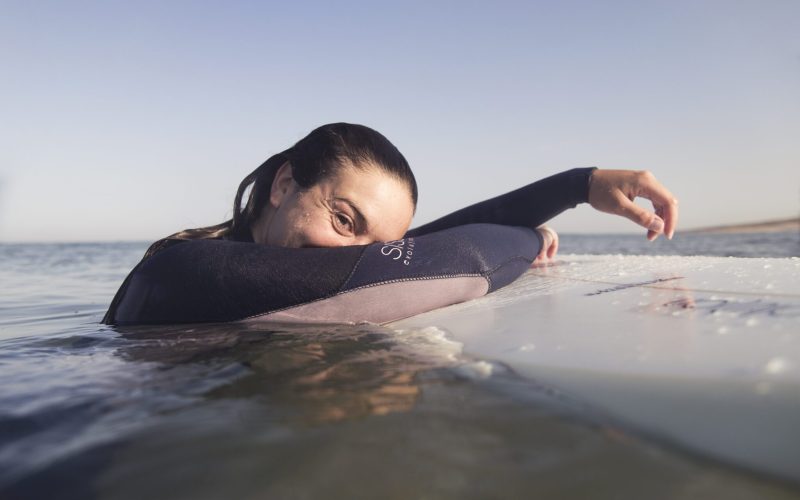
[334,197,369,232]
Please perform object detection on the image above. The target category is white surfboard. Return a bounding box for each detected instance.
[389,255,800,483]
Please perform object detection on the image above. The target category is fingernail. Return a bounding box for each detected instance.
[648,218,664,233]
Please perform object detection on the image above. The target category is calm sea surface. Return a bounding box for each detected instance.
[1,233,799,499]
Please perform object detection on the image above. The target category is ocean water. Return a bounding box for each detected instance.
[1,233,799,499]
[559,231,800,258]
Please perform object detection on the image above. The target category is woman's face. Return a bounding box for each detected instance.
[252,162,415,247]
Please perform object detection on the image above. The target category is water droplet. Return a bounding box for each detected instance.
[764,357,788,375]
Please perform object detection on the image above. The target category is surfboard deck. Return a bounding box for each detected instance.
[389,255,800,483]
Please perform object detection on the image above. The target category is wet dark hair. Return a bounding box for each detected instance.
[143,123,417,259]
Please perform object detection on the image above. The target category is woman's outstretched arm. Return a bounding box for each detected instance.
[405,168,678,241]
[405,168,594,237]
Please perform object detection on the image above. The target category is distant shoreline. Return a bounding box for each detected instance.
[684,217,800,234]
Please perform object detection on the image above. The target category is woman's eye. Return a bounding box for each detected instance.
[334,213,354,232]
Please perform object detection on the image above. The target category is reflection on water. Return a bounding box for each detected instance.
[3,322,799,499]
[1,241,800,499]
[119,323,436,424]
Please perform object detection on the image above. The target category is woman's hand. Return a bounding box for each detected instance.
[588,170,679,241]
[534,225,559,264]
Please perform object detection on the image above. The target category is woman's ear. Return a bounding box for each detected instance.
[270,161,294,208]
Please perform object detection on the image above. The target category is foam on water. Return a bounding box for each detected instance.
[389,326,464,363]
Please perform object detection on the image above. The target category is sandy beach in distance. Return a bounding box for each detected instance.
[685,217,800,234]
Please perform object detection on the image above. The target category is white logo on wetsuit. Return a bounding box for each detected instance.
[380,238,416,266]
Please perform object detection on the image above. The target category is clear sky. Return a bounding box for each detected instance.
[1,0,798,242]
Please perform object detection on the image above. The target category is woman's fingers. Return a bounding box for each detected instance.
[637,172,679,239]
[613,190,665,240]
[547,227,559,258]
[589,170,679,240]
[534,225,558,263]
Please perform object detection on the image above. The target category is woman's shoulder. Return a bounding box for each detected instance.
[141,224,253,261]
[142,238,186,261]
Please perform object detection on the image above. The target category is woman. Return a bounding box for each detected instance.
[104,123,677,325]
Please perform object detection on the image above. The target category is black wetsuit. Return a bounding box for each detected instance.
[103,168,594,325]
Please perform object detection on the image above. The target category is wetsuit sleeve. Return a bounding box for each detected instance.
[405,167,595,237]
[104,223,540,326]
